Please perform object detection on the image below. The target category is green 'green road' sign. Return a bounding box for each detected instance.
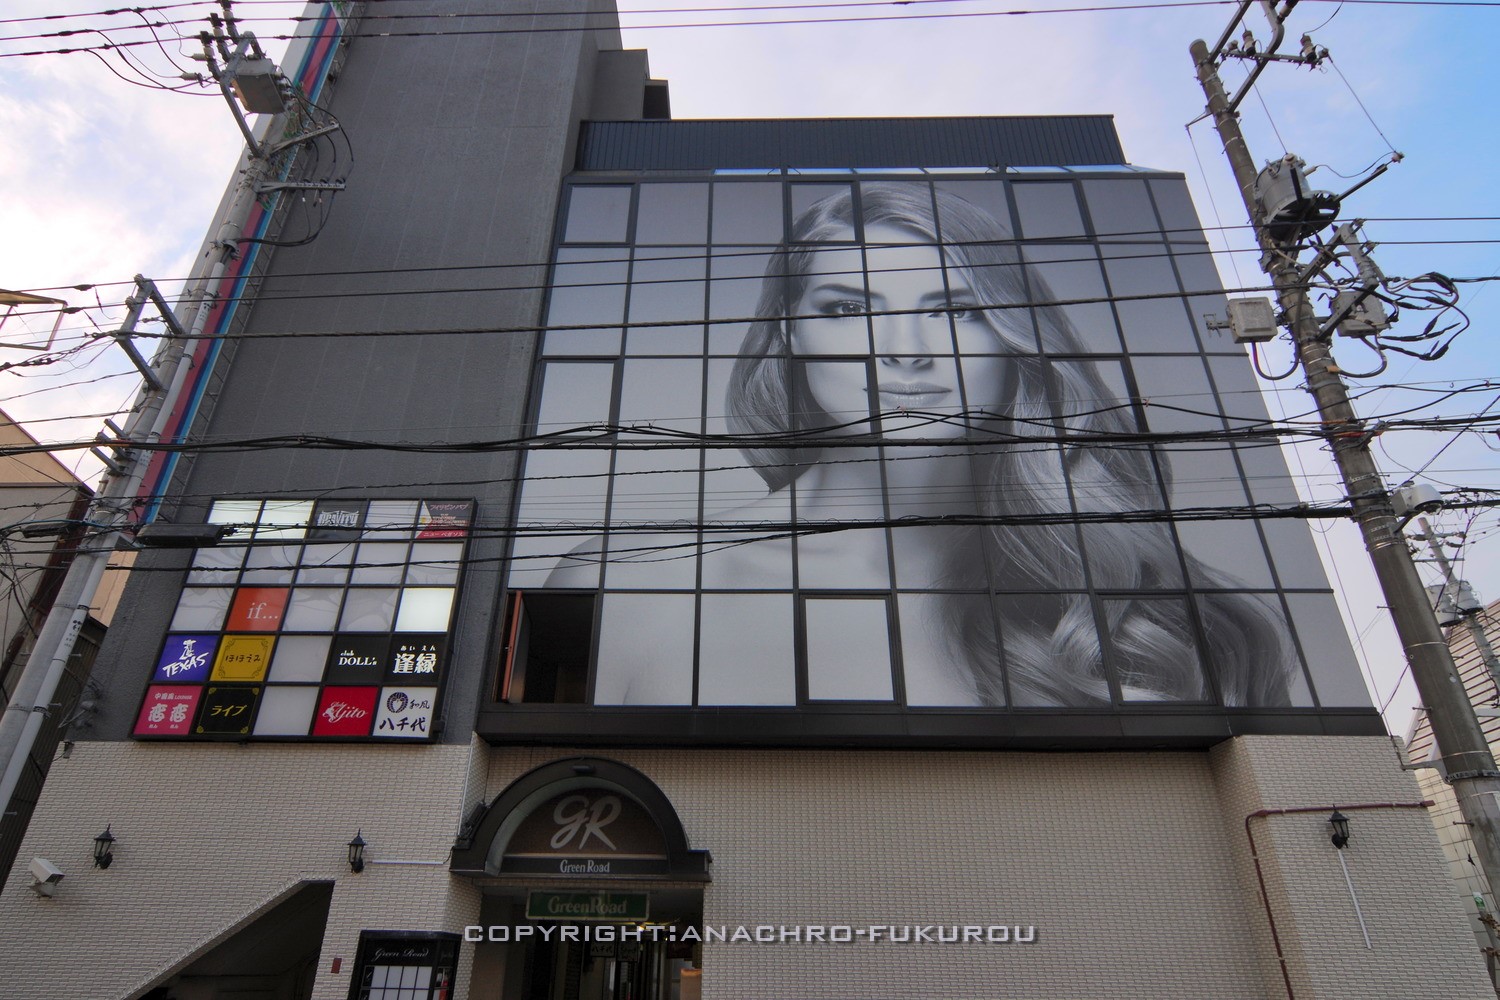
[525,891,651,922]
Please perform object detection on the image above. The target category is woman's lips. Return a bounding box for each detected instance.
[878,382,953,409]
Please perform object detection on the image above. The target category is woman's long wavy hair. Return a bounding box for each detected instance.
[726,182,1293,707]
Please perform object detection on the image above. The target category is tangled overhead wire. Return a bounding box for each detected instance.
[1374,272,1468,361]
[1306,221,1471,369]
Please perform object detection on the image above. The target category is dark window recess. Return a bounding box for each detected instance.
[500,592,594,704]
[643,80,671,120]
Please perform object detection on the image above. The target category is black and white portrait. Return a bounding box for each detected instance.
[508,176,1363,712]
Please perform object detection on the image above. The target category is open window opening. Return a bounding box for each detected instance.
[499,591,595,704]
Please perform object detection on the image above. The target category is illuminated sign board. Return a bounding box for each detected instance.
[134,497,473,742]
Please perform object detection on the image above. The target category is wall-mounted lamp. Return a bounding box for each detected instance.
[347,831,367,874]
[93,825,116,869]
[1329,809,1351,849]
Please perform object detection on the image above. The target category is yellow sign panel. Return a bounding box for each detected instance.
[211,634,276,682]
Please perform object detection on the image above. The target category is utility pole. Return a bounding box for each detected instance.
[0,4,360,826]
[0,279,194,815]
[1190,14,1500,954]
[1414,516,1500,698]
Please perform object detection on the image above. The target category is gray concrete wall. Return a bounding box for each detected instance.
[88,1,638,743]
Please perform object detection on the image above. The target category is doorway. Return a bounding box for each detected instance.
[523,928,685,1000]
[474,887,702,1000]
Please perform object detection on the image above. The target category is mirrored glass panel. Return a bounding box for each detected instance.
[790,183,855,234]
[636,183,709,244]
[564,185,632,243]
[1287,591,1373,707]
[712,182,782,244]
[897,592,989,705]
[1148,178,1205,241]
[1102,247,1199,353]
[804,597,895,701]
[1083,179,1157,241]
[697,594,795,705]
[931,180,1012,237]
[534,362,615,433]
[1013,182,1084,239]
[1022,246,1121,354]
[1102,595,1210,702]
[544,248,628,356]
[594,593,694,704]
[1196,591,1314,706]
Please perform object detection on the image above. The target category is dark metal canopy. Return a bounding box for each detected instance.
[576,115,1126,171]
[450,756,711,882]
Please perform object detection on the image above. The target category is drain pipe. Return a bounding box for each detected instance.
[1243,800,1434,1000]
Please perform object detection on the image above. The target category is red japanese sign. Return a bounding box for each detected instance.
[133,685,203,737]
[312,686,379,737]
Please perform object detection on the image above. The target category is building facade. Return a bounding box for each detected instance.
[0,411,129,892]
[0,2,1492,998]
[1407,596,1500,977]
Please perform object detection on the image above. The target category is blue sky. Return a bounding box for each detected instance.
[1,0,1496,728]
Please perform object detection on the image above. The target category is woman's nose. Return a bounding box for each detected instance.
[873,311,940,364]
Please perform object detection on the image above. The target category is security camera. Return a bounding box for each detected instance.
[29,857,64,897]
[30,857,63,883]
[1393,483,1443,518]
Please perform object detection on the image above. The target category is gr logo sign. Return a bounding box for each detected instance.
[549,794,622,851]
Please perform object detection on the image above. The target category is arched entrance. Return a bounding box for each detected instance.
[451,757,710,1000]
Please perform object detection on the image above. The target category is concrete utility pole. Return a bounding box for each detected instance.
[0,279,195,814]
[1190,25,1500,937]
[0,5,360,821]
[1415,517,1500,696]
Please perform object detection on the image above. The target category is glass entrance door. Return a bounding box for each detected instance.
[528,931,681,1000]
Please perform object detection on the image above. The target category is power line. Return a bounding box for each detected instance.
[40,492,1500,582]
[19,273,1464,354]
[0,0,1153,30]
[6,0,1499,58]
[0,2,242,27]
[52,443,1493,519]
[6,403,1500,461]
[0,1,1262,50]
[12,223,1500,304]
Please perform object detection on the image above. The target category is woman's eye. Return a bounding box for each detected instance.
[830,299,867,316]
[947,301,979,321]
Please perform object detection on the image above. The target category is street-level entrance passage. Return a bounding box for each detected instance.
[489,885,702,1000]
[452,757,711,1000]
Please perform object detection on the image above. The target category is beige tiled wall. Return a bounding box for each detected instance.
[0,740,474,1000]
[0,736,1490,1000]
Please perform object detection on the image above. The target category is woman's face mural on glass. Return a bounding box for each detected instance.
[789,225,1013,440]
[512,179,1358,716]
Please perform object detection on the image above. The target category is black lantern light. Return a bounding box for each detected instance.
[93,825,116,869]
[1329,809,1351,850]
[347,830,367,874]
